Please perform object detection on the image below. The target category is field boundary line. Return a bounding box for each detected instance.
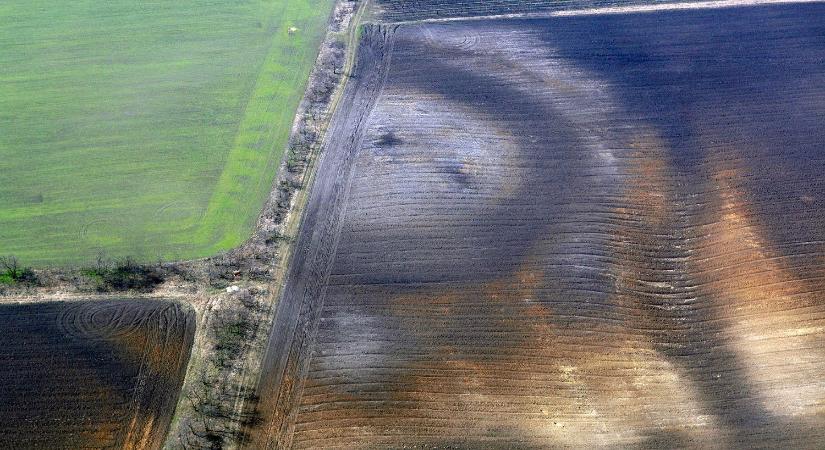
[242,23,395,450]
[276,25,396,449]
[230,1,373,447]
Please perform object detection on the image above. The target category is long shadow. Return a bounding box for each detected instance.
[332,9,825,444]
[531,3,825,444]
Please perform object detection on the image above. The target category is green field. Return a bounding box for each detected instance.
[0,0,335,266]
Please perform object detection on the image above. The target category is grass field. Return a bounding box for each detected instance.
[0,0,335,266]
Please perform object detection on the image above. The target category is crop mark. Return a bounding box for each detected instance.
[78,218,110,241]
[153,200,193,222]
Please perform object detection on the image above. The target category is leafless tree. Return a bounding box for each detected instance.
[0,255,20,279]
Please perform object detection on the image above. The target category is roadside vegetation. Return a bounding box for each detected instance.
[0,256,37,286]
[176,291,266,449]
[83,256,165,292]
[171,4,356,447]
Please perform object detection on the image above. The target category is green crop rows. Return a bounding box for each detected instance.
[0,0,334,266]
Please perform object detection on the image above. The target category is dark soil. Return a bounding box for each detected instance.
[0,299,195,449]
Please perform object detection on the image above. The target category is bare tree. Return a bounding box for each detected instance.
[0,255,20,279]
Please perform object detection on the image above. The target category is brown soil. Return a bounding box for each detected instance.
[0,299,195,449]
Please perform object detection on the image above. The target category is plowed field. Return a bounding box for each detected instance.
[250,3,825,448]
[370,0,707,22]
[0,299,195,449]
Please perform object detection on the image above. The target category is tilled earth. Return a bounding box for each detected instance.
[0,299,195,449]
[250,3,825,448]
[370,0,708,22]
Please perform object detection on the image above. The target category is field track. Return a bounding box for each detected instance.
[0,299,195,449]
[249,2,825,448]
[244,26,397,449]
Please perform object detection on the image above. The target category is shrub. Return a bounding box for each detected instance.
[84,256,164,292]
[0,256,38,286]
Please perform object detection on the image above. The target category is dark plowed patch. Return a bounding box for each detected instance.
[370,0,707,23]
[0,299,195,449]
[250,4,825,448]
